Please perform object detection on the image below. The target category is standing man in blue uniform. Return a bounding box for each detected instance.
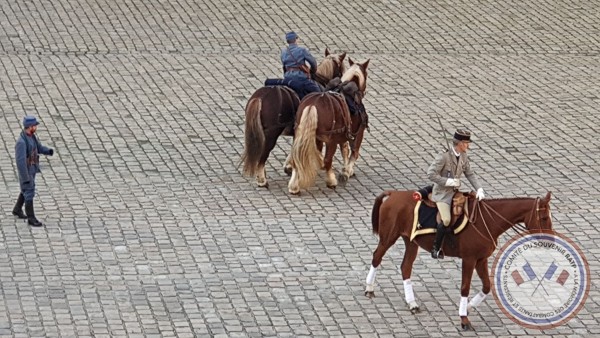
[13,116,54,227]
[281,31,321,99]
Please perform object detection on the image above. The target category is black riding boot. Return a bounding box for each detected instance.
[25,200,43,227]
[431,222,446,259]
[12,193,27,219]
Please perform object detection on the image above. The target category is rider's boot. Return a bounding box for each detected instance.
[431,222,446,259]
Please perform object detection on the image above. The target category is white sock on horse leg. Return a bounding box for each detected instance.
[366,266,376,285]
[403,279,415,303]
[459,296,469,316]
[468,291,488,308]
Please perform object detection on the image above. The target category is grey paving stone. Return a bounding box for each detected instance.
[0,0,599,337]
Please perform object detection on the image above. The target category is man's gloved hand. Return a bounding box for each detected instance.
[445,178,460,187]
[476,188,485,201]
[48,148,54,156]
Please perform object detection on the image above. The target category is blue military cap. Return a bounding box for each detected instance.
[285,31,298,42]
[23,115,40,128]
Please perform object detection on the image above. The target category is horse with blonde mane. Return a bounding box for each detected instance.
[287,58,370,195]
[241,49,347,188]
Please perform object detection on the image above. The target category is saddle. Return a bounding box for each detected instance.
[264,78,307,100]
[325,78,365,116]
[410,185,470,241]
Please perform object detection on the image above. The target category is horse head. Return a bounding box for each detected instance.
[316,48,347,82]
[341,57,369,93]
[524,191,554,233]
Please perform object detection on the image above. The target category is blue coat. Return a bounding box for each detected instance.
[15,132,52,184]
[281,44,317,78]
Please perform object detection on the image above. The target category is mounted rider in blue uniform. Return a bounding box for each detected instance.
[280,31,321,99]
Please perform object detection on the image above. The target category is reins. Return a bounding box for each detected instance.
[467,197,543,249]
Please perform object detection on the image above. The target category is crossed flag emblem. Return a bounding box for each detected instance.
[511,261,570,296]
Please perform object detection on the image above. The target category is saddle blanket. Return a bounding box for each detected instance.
[410,200,469,241]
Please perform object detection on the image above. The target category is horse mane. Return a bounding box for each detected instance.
[340,63,366,92]
[483,197,536,201]
[316,55,345,79]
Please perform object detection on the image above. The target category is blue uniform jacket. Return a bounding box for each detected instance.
[281,44,317,78]
[15,132,51,183]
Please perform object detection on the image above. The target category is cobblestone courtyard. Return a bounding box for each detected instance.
[0,0,599,337]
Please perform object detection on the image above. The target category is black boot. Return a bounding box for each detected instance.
[431,222,446,259]
[25,200,43,227]
[12,193,27,219]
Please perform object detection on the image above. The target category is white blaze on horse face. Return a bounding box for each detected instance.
[340,63,366,92]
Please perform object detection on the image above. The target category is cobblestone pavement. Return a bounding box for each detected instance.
[1,0,599,337]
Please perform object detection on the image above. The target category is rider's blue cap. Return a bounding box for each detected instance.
[23,115,40,128]
[285,31,298,42]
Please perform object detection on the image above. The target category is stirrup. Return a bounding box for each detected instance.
[431,248,444,259]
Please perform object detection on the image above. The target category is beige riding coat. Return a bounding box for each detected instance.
[427,150,482,204]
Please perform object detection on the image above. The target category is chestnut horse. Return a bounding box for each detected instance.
[287,58,370,195]
[241,49,347,188]
[365,190,554,330]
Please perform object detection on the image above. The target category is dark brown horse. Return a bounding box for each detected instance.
[287,59,370,194]
[241,49,347,188]
[366,190,554,330]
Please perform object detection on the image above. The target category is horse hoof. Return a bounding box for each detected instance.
[410,306,420,314]
[284,167,293,176]
[327,184,337,190]
[461,323,475,331]
[365,291,375,298]
[258,182,269,189]
[337,173,349,183]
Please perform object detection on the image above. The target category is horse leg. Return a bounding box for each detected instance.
[339,142,350,181]
[284,151,293,176]
[459,258,477,331]
[468,258,490,312]
[400,237,421,314]
[256,131,282,188]
[324,143,338,189]
[365,232,403,298]
[317,140,325,169]
[345,127,365,178]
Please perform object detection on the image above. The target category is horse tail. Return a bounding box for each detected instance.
[290,105,320,189]
[241,98,264,177]
[372,191,392,235]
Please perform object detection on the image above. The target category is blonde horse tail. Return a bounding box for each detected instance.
[372,191,392,235]
[291,106,320,189]
[241,98,264,177]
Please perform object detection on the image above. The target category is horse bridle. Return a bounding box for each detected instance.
[526,197,551,232]
[468,197,551,249]
[314,56,344,86]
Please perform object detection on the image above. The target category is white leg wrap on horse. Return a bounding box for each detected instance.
[469,291,488,308]
[366,266,377,285]
[403,279,415,303]
[459,296,469,317]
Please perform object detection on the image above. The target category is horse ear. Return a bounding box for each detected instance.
[340,52,347,61]
[349,58,355,66]
[325,47,330,56]
[544,191,552,202]
[361,59,370,70]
